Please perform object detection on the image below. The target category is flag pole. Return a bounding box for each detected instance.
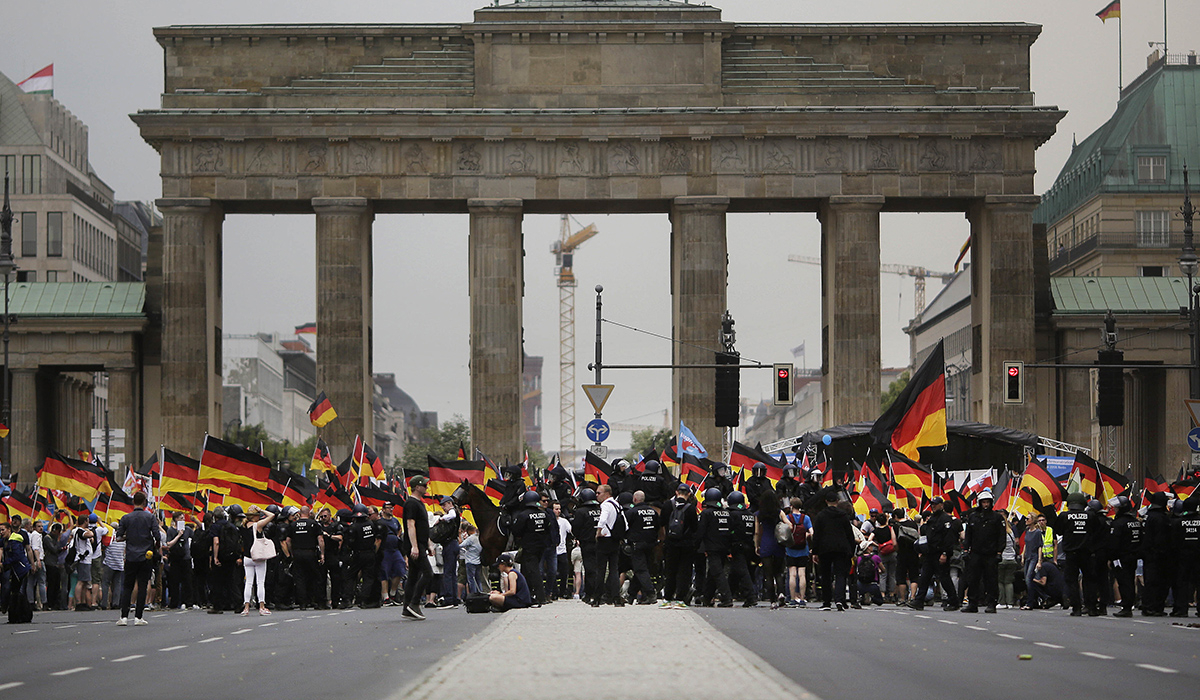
[1118,14,1123,93]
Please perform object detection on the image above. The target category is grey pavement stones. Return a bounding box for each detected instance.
[394,601,821,700]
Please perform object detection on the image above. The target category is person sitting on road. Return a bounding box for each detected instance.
[488,552,532,612]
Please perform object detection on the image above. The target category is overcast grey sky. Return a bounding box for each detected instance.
[6,1,1197,453]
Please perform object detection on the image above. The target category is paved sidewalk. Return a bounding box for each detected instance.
[394,601,821,700]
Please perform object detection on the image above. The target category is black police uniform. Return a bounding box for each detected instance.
[776,476,802,505]
[345,519,381,607]
[321,518,345,608]
[701,474,734,500]
[287,517,323,609]
[1109,509,1143,616]
[662,496,698,602]
[625,501,659,603]
[210,518,241,613]
[633,472,668,507]
[499,478,526,514]
[960,505,1006,611]
[730,506,758,605]
[744,475,772,512]
[914,508,961,610]
[1170,504,1200,617]
[571,502,601,604]
[1142,501,1174,615]
[696,503,733,606]
[1055,504,1107,615]
[165,523,193,609]
[512,502,551,604]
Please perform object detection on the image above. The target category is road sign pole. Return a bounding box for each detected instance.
[593,285,604,454]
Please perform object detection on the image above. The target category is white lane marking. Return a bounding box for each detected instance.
[914,614,931,619]
[111,655,145,663]
[1133,620,1153,625]
[198,637,223,644]
[49,667,92,677]
[54,624,77,629]
[158,645,188,652]
[259,622,278,627]
[91,621,107,625]
[996,633,1024,640]
[13,630,38,635]
[1080,652,1115,660]
[0,682,25,691]
[284,618,301,623]
[231,628,253,635]
[965,625,987,631]
[1034,642,1064,649]
[326,612,341,616]
[151,613,167,618]
[305,614,321,619]
[893,611,908,615]
[937,619,958,625]
[1135,664,1178,674]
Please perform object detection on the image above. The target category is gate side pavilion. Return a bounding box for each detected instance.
[132,0,1063,461]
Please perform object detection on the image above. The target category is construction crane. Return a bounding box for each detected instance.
[552,215,599,457]
[608,409,670,434]
[786,255,956,323]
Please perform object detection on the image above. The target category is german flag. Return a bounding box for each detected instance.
[1096,0,1120,23]
[457,441,467,461]
[855,461,885,496]
[307,391,337,428]
[944,488,971,517]
[335,453,358,491]
[1014,486,1059,521]
[309,438,334,475]
[853,478,890,518]
[660,442,679,472]
[355,483,396,510]
[1068,450,1100,498]
[37,451,107,501]
[681,453,708,488]
[1017,458,1066,514]
[160,491,205,514]
[427,455,486,498]
[0,422,8,438]
[268,469,319,509]
[992,469,1015,512]
[199,435,271,493]
[484,478,506,506]
[1097,461,1131,502]
[314,483,354,515]
[890,481,920,515]
[889,451,933,497]
[584,450,612,485]
[160,449,200,495]
[103,486,135,525]
[729,441,784,483]
[221,482,279,511]
[870,340,947,461]
[355,439,384,485]
[294,322,317,335]
[1173,478,1198,499]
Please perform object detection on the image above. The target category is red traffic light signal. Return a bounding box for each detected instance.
[1003,361,1023,404]
[1008,366,1019,378]
[778,367,790,379]
[773,363,793,406]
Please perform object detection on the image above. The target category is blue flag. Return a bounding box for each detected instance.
[677,422,708,460]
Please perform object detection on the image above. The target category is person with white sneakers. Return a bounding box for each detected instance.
[115,491,162,627]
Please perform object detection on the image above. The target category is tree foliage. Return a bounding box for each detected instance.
[223,422,318,473]
[397,415,471,477]
[626,427,674,461]
[880,371,911,413]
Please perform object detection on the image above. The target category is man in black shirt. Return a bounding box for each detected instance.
[696,488,733,607]
[402,476,432,620]
[960,490,1006,613]
[115,491,161,626]
[625,490,659,605]
[571,489,601,605]
[661,484,698,605]
[344,505,381,608]
[1108,496,1142,617]
[285,506,325,610]
[512,490,551,605]
[164,512,193,610]
[728,491,758,607]
[909,497,961,611]
[1055,492,1106,616]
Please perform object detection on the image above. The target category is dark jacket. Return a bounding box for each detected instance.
[625,503,659,545]
[811,506,855,557]
[1056,507,1107,553]
[1109,512,1143,558]
[696,505,733,554]
[571,503,601,550]
[1143,505,1172,558]
[663,497,698,545]
[922,510,960,555]
[963,507,1007,555]
[512,504,550,549]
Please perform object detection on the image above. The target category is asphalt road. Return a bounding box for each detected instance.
[0,606,494,699]
[698,604,1200,700]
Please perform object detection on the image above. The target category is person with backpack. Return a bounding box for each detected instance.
[2,520,35,624]
[115,490,163,626]
[869,512,896,602]
[661,483,698,608]
[892,509,920,606]
[855,541,886,606]
[783,497,813,607]
[208,506,242,614]
[754,489,787,608]
[572,488,602,606]
[67,514,97,611]
[594,484,626,607]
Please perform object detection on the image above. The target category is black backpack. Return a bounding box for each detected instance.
[667,502,688,538]
[218,522,242,561]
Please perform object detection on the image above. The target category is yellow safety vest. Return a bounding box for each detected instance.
[1040,525,1055,558]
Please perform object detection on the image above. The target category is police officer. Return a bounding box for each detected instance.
[344,505,381,608]
[284,506,325,610]
[702,463,735,500]
[727,491,758,607]
[960,490,1005,614]
[909,496,961,611]
[208,506,241,614]
[743,463,772,513]
[1108,495,1142,617]
[572,488,602,605]
[773,464,800,504]
[547,468,573,506]
[1055,492,1106,616]
[634,461,669,507]
[1170,495,1200,617]
[511,490,550,605]
[608,459,636,497]
[696,488,733,607]
[661,484,698,605]
[315,508,341,609]
[498,465,527,514]
[624,490,659,605]
[1142,491,1172,616]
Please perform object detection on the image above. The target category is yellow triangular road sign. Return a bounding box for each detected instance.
[582,384,614,414]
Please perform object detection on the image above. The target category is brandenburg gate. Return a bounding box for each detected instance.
[133,0,1063,459]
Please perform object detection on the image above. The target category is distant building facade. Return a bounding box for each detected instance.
[742,368,906,447]
[522,353,543,454]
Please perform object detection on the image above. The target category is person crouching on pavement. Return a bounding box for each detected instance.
[489,553,532,612]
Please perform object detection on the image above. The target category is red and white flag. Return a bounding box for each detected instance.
[17,64,53,95]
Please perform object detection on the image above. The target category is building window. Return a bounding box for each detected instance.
[16,271,35,282]
[1137,156,1167,183]
[0,156,15,185]
[20,212,37,257]
[1136,210,1170,247]
[46,270,58,282]
[21,155,41,194]
[47,212,63,257]
[1140,266,1164,277]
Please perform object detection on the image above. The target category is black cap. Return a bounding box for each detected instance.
[930,496,945,505]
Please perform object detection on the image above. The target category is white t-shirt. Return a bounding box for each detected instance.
[90,524,108,563]
[555,517,572,556]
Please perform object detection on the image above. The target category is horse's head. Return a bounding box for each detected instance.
[451,480,472,507]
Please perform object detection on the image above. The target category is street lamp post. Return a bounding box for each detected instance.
[0,174,17,483]
[1179,166,1199,399]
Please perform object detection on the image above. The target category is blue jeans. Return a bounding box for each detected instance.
[465,563,487,595]
[1023,558,1039,606]
[440,540,460,604]
[541,548,559,599]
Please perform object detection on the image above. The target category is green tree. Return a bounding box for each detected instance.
[222,422,318,473]
[880,370,911,413]
[626,426,673,461]
[397,415,471,477]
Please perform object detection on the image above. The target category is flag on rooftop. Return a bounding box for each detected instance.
[17,64,53,95]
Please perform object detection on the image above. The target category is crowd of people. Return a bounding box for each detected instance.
[4,458,1199,624]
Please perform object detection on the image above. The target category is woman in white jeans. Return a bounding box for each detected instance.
[239,505,276,616]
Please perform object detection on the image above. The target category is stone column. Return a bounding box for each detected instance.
[819,196,883,427]
[468,198,524,463]
[968,195,1039,431]
[9,368,37,485]
[158,198,224,453]
[670,196,728,457]
[56,375,72,456]
[313,197,374,459]
[107,368,136,470]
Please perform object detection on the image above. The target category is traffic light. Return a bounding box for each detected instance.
[715,351,740,427]
[1096,349,1124,427]
[773,363,793,406]
[1002,361,1023,404]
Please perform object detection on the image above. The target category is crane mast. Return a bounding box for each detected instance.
[552,216,598,458]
